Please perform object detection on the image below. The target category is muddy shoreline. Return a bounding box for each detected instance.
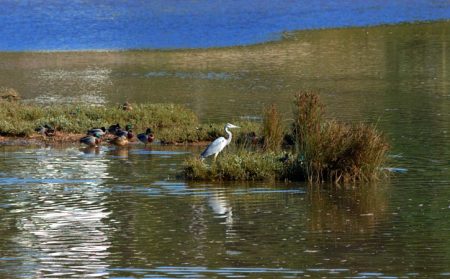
[0,133,210,147]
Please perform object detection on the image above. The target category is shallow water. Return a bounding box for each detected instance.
[1,1,449,50]
[1,21,450,278]
[0,145,449,278]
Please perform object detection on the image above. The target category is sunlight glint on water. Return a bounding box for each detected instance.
[0,20,450,278]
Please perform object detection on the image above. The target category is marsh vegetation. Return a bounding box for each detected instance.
[185,91,390,184]
[0,90,389,184]
[0,98,258,144]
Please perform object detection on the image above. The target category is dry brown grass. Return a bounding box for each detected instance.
[0,87,21,102]
[291,91,389,183]
[262,104,284,152]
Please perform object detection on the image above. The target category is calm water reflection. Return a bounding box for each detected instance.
[1,21,450,278]
[0,144,449,278]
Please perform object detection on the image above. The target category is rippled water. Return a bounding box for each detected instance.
[0,145,449,278]
[1,21,450,278]
[1,0,449,50]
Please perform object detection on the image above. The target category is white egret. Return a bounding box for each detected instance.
[200,123,240,160]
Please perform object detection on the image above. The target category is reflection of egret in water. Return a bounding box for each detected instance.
[185,188,237,262]
[208,190,236,240]
[8,147,112,278]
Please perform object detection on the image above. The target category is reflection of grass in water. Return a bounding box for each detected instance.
[306,182,389,233]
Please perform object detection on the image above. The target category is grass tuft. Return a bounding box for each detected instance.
[291,92,389,183]
[184,149,285,181]
[0,87,21,102]
[262,104,284,152]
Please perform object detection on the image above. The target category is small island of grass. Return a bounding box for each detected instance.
[0,89,389,184]
[0,92,258,145]
[184,92,390,184]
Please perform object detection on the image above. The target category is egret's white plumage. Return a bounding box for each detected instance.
[200,123,239,160]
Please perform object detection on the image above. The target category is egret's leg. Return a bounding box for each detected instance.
[214,153,218,161]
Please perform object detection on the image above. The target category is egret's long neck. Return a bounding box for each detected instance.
[225,127,232,144]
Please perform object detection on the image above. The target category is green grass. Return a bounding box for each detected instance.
[0,92,390,184]
[184,148,286,181]
[184,91,390,184]
[0,100,262,144]
[0,101,198,140]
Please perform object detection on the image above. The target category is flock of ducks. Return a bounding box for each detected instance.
[35,102,154,148]
[35,121,260,161]
[79,123,155,147]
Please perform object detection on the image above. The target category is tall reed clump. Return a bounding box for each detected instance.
[262,104,284,152]
[291,91,389,183]
[291,91,324,180]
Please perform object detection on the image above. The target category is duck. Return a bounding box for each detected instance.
[126,129,135,140]
[80,134,102,147]
[122,101,133,111]
[108,123,121,134]
[137,128,155,145]
[35,124,56,137]
[247,131,260,145]
[87,127,106,137]
[115,124,134,140]
[109,135,128,146]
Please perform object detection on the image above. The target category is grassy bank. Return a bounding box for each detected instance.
[0,91,390,184]
[0,99,259,144]
[184,91,390,184]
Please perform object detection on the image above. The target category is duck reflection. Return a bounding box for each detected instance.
[80,146,101,155]
[110,146,129,158]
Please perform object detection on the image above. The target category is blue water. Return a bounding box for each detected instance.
[1,0,449,51]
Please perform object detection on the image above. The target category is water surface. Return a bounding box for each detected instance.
[0,144,449,278]
[1,0,449,50]
[0,21,450,278]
